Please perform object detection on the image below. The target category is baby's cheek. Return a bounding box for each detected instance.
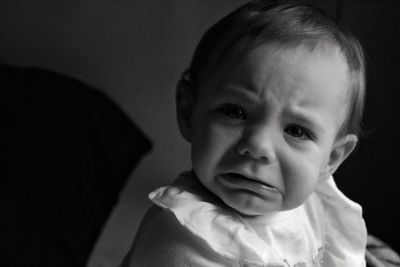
[191,129,221,178]
[281,160,321,209]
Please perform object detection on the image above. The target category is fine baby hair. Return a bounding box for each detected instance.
[183,0,366,136]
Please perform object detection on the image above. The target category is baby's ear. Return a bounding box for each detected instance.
[176,79,195,142]
[325,134,358,178]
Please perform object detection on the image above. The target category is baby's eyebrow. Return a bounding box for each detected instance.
[284,109,325,133]
[212,84,259,102]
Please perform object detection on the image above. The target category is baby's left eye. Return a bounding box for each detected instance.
[219,104,247,120]
[284,125,312,140]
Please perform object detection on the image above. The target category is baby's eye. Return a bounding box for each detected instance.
[284,124,312,140]
[219,104,247,120]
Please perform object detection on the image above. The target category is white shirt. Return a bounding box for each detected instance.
[149,171,367,267]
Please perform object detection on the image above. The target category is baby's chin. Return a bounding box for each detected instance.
[233,206,281,217]
[231,204,303,220]
[197,174,299,216]
[219,193,304,217]
[219,194,285,216]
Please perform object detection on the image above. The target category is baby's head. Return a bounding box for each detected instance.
[176,0,365,216]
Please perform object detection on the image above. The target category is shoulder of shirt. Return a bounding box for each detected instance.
[314,176,362,212]
[121,205,238,267]
[312,176,367,267]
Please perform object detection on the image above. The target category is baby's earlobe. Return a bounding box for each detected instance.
[327,134,358,175]
[319,165,331,181]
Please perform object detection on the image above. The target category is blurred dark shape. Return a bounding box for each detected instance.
[0,64,151,267]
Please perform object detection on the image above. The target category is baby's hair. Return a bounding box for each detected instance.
[183,0,366,136]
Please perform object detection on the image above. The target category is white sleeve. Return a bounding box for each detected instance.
[121,206,238,267]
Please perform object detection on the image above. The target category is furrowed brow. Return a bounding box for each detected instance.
[211,83,259,103]
[284,108,326,133]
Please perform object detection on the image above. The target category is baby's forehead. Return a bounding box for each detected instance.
[207,40,350,85]
[232,39,346,65]
[207,41,351,120]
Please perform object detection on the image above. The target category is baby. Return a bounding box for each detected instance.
[122,0,367,266]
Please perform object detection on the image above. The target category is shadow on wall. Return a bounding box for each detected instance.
[0,64,152,267]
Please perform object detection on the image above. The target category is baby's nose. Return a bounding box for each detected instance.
[235,126,277,163]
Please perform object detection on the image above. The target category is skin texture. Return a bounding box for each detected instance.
[177,43,357,216]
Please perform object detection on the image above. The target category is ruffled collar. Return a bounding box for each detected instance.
[149,171,366,267]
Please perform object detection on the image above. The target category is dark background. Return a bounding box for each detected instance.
[319,0,400,254]
[0,0,399,266]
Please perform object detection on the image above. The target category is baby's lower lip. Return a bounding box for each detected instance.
[218,173,279,194]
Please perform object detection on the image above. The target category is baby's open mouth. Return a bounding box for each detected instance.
[220,172,278,192]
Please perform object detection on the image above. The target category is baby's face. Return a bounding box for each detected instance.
[188,43,351,215]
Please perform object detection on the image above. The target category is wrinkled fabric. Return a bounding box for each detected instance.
[149,171,367,267]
